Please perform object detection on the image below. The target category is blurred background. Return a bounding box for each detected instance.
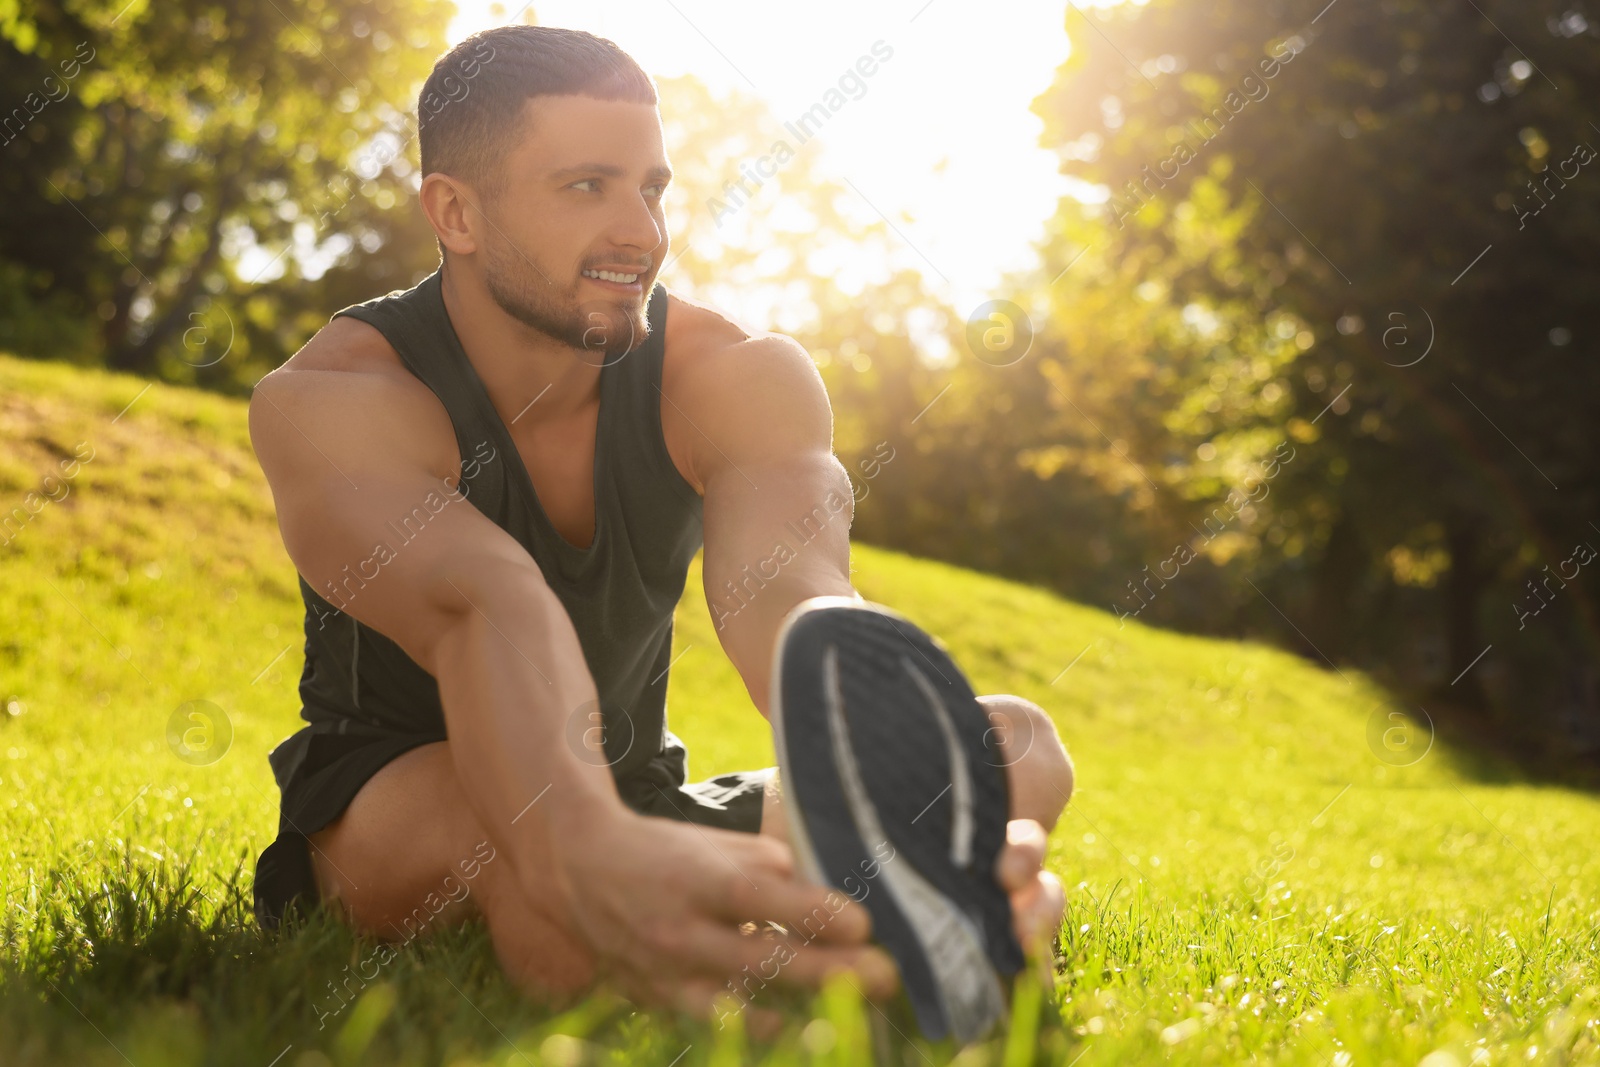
[4,0,1597,771]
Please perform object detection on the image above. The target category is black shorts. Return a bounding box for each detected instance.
[253,721,774,930]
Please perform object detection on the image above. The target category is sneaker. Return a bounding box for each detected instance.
[769,595,1024,1042]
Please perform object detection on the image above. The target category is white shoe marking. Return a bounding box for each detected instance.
[901,655,975,869]
[822,643,1006,1042]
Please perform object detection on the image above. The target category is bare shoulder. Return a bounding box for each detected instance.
[658,290,834,492]
[660,290,827,408]
[250,316,457,484]
[267,314,417,383]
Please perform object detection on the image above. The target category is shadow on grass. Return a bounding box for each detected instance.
[1387,686,1600,793]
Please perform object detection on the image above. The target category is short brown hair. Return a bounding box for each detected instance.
[417,25,657,199]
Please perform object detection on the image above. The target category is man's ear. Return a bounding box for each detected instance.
[420,172,480,257]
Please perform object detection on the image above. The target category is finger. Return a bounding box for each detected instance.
[685,830,879,947]
[1008,872,1042,947]
[630,910,874,994]
[688,923,901,1000]
[673,821,795,886]
[1011,871,1065,953]
[718,872,874,947]
[996,819,1048,891]
[771,888,874,946]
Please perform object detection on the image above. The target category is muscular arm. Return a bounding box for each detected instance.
[678,333,860,717]
[253,321,894,1012]
[675,328,1068,973]
[248,325,624,897]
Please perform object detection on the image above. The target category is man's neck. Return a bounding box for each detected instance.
[439,261,601,431]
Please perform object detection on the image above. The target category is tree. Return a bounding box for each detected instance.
[1027,0,1600,742]
[1,0,450,385]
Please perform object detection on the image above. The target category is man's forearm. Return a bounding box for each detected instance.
[429,565,630,897]
[704,452,863,718]
[720,566,859,719]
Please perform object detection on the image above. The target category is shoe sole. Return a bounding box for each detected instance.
[769,596,1023,1042]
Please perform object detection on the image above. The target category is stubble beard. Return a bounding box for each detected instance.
[482,232,650,360]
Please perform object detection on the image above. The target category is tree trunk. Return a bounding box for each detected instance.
[105,155,237,374]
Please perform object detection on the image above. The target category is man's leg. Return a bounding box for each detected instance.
[306,741,598,999]
[759,693,1074,840]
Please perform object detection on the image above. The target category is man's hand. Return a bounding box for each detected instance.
[999,819,1067,955]
[551,809,900,1019]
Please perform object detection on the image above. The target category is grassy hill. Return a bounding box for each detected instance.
[1,352,1596,1066]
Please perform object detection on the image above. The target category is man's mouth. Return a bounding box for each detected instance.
[581,268,643,286]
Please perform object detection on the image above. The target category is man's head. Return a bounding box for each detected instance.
[417,27,669,357]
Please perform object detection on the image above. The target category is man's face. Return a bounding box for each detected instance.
[476,94,671,361]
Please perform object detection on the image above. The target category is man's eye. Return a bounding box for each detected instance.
[571,179,600,192]
[645,184,667,198]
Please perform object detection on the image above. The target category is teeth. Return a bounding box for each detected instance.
[583,269,640,283]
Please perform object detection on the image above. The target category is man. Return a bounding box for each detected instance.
[250,24,1074,1033]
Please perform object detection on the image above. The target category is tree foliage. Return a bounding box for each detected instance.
[1008,0,1600,745]
[1,0,449,387]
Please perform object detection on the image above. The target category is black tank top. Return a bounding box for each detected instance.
[293,268,704,784]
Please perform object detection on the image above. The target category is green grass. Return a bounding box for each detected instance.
[0,351,1596,1066]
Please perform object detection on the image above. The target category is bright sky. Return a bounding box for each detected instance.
[446,0,1095,323]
